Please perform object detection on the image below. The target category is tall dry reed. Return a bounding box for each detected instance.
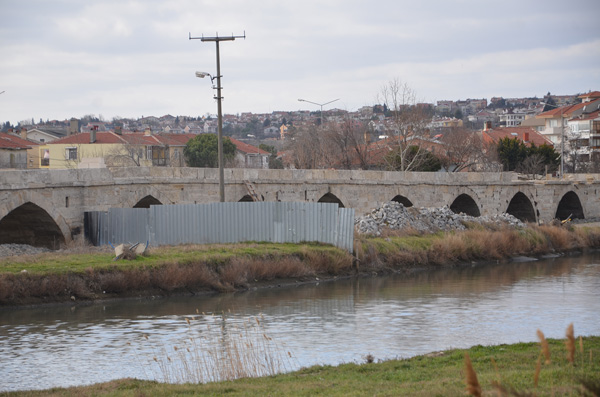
[464,352,482,397]
[537,329,551,364]
[565,323,575,364]
[136,314,296,384]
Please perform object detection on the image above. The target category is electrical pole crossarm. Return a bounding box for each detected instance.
[189,32,246,42]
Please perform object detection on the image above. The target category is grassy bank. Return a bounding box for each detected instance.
[1,224,599,306]
[6,335,600,396]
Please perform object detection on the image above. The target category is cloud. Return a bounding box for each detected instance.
[0,0,599,124]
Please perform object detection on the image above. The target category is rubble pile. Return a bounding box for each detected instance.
[355,202,526,236]
[0,244,52,258]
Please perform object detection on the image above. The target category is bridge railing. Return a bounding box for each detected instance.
[84,202,355,252]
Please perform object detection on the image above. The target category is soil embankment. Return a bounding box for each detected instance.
[2,203,600,307]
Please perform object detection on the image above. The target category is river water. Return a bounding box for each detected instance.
[1,252,599,392]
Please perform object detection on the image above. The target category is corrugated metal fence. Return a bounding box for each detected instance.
[84,202,355,252]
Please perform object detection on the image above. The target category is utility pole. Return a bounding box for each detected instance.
[190,32,245,202]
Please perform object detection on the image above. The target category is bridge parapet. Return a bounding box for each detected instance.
[1,168,599,248]
[3,168,599,190]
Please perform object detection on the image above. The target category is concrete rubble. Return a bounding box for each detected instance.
[355,201,526,236]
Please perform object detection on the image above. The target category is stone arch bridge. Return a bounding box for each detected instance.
[1,168,598,248]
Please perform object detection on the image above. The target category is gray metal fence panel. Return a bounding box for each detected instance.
[86,202,354,252]
[107,208,148,246]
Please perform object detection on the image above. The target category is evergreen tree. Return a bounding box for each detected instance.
[184,134,236,168]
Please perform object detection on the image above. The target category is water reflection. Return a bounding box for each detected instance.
[1,252,599,392]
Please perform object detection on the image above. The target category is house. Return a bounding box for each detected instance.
[0,132,39,169]
[229,138,270,169]
[567,108,600,164]
[520,117,545,133]
[536,92,600,146]
[279,124,289,140]
[12,127,66,144]
[537,91,600,169]
[499,109,528,127]
[263,126,280,137]
[481,126,553,148]
[429,116,463,130]
[38,128,270,169]
[38,130,129,169]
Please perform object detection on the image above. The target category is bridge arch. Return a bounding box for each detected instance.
[506,192,536,223]
[555,191,585,220]
[125,186,173,208]
[318,193,345,208]
[133,195,162,208]
[391,195,413,207]
[0,202,66,248]
[0,191,72,247]
[450,193,480,217]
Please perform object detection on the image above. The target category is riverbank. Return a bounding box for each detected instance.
[5,335,599,396]
[1,223,600,307]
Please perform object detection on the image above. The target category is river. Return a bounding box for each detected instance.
[1,251,599,392]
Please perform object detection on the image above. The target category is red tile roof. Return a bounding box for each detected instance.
[482,126,553,147]
[229,137,270,155]
[537,98,600,118]
[49,132,127,145]
[0,133,38,149]
[47,132,270,157]
[537,102,586,118]
[571,109,600,122]
[578,91,600,100]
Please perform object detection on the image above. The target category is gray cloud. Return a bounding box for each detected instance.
[0,0,599,124]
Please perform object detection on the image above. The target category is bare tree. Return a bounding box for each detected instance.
[439,128,485,172]
[285,124,329,169]
[377,79,431,171]
[105,135,146,166]
[516,153,546,179]
[321,118,373,169]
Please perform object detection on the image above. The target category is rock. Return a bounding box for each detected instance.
[355,202,526,236]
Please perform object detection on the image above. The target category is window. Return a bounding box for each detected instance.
[66,147,77,161]
[151,146,167,166]
[41,149,50,166]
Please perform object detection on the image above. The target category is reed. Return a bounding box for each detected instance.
[464,352,482,397]
[537,329,551,364]
[135,314,297,385]
[565,323,575,364]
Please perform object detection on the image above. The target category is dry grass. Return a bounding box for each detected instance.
[2,224,599,306]
[356,224,600,274]
[0,245,355,305]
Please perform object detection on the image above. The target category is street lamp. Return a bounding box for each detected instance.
[195,71,212,79]
[298,98,339,125]
[190,31,245,202]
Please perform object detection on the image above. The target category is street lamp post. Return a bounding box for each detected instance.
[190,32,245,202]
[298,98,339,125]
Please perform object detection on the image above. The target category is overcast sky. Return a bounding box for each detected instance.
[1,0,599,125]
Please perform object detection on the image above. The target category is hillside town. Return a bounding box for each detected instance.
[1,90,599,174]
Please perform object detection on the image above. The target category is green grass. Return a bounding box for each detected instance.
[0,242,343,275]
[7,336,599,396]
[2,225,599,306]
